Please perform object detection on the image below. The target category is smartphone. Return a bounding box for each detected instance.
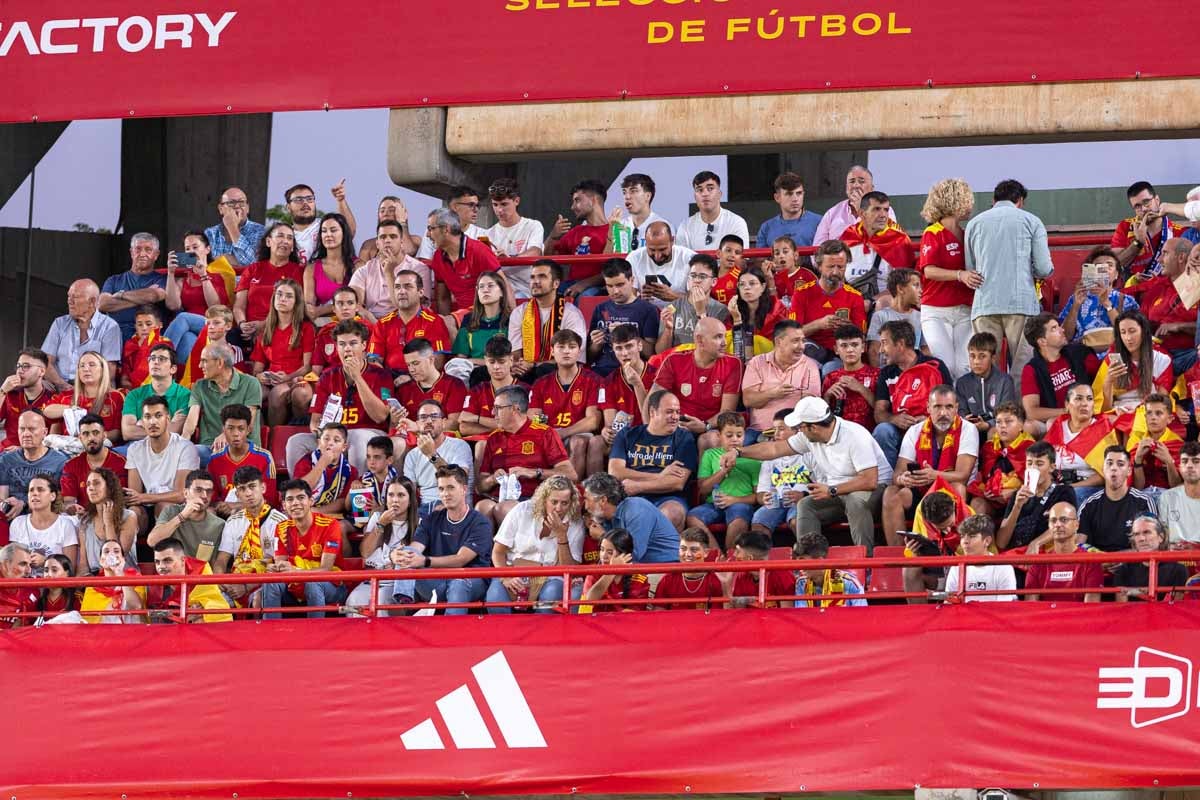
[835,308,850,320]
[1023,465,1039,494]
[906,463,921,472]
[1108,352,1123,366]
[645,274,670,286]
[177,251,197,267]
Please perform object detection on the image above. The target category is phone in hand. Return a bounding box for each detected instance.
[177,251,198,268]
[645,274,670,286]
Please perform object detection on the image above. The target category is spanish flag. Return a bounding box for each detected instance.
[177,325,209,389]
[207,255,238,299]
[910,475,973,551]
[1043,413,1120,474]
[1091,347,1175,414]
[1119,404,1184,453]
[840,219,914,269]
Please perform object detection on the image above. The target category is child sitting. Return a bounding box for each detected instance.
[686,411,761,552]
[967,401,1033,518]
[121,305,170,389]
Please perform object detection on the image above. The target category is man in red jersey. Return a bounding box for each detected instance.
[791,240,867,365]
[545,179,612,299]
[1113,181,1186,279]
[368,269,451,381]
[261,479,347,619]
[0,348,53,451]
[287,320,392,476]
[529,330,602,480]
[428,208,501,314]
[592,324,657,474]
[476,385,576,528]
[207,404,278,516]
[392,339,468,437]
[1122,238,1197,374]
[60,413,126,513]
[650,316,742,454]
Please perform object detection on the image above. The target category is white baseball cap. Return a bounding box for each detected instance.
[784,397,833,427]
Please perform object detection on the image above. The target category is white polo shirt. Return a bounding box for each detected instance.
[787,418,892,486]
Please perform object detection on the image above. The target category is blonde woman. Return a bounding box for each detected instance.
[44,351,125,442]
[918,178,977,378]
[485,474,584,614]
[250,278,315,425]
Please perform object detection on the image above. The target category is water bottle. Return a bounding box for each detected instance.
[611,410,632,433]
[712,482,721,505]
[577,236,591,256]
[609,220,632,253]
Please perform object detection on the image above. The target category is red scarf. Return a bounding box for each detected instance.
[969,432,1034,498]
[840,219,914,268]
[912,416,963,471]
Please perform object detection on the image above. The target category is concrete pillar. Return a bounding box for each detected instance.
[0,122,69,209]
[120,113,272,253]
[514,157,629,234]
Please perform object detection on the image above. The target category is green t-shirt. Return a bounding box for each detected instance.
[155,504,225,566]
[123,381,192,419]
[451,314,506,359]
[698,447,761,503]
[188,370,263,446]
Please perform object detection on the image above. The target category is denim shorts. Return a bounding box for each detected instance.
[687,501,755,526]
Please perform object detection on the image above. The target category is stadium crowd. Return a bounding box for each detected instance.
[2,170,1200,622]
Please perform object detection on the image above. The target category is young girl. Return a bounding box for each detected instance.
[304,213,356,324]
[580,528,648,613]
[44,351,124,442]
[771,235,816,306]
[344,478,419,615]
[251,278,315,425]
[1100,310,1173,414]
[9,474,79,577]
[37,553,77,619]
[76,468,138,576]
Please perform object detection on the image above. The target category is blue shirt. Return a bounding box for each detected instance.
[611,424,698,505]
[40,312,122,380]
[756,211,822,248]
[964,201,1054,318]
[204,219,267,267]
[0,448,69,503]
[414,507,493,568]
[610,497,680,563]
[588,298,660,375]
[1057,291,1139,344]
[101,270,168,339]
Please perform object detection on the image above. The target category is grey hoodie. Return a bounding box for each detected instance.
[954,367,1017,423]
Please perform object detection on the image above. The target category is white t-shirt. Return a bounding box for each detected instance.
[219,507,289,562]
[9,514,78,574]
[845,241,895,295]
[898,418,981,466]
[1054,424,1095,480]
[627,244,697,306]
[675,208,750,252]
[293,220,320,265]
[126,433,201,494]
[1156,486,1200,544]
[487,217,546,300]
[944,561,1017,601]
[619,211,668,249]
[494,499,585,565]
[362,521,412,569]
[417,223,486,259]
[787,418,893,486]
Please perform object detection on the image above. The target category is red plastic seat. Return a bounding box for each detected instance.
[768,546,792,560]
[268,425,309,479]
[868,545,908,594]
[575,295,606,330]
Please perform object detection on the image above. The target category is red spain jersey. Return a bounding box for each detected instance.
[580,572,650,611]
[60,450,127,503]
[918,222,974,308]
[250,322,315,374]
[464,380,525,422]
[313,317,375,370]
[0,585,38,628]
[821,363,880,430]
[395,373,467,419]
[655,571,724,610]
[1,386,53,449]
[1112,217,1185,277]
[529,367,602,430]
[774,267,817,302]
[788,280,867,352]
[1123,275,1195,350]
[711,267,741,304]
[480,418,569,498]
[274,513,344,569]
[49,390,124,435]
[206,443,278,508]
[368,309,452,372]
[599,362,658,427]
[310,364,393,429]
[731,568,796,608]
[653,351,743,423]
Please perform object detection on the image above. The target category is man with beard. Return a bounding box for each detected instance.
[60,413,127,513]
[98,233,169,340]
[546,179,613,298]
[402,399,475,518]
[286,181,358,264]
[508,260,587,381]
[791,240,867,366]
[0,348,54,450]
[627,221,696,307]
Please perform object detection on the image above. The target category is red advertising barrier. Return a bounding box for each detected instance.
[3,604,1200,798]
[0,1,1196,123]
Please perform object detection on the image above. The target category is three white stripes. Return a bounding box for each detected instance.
[401,651,548,750]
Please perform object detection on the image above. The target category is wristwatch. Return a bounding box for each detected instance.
[423,555,432,568]
[536,468,543,480]
[829,486,839,497]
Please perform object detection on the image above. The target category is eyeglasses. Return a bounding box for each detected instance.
[416,413,444,421]
[452,201,480,210]
[147,355,172,363]
[493,404,515,412]
[704,223,715,246]
[219,200,248,208]
[288,194,316,204]
[687,272,713,281]
[14,363,37,371]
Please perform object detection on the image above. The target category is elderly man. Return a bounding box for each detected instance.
[881,385,979,544]
[813,165,897,245]
[0,348,55,450]
[0,543,38,628]
[627,221,696,307]
[582,472,680,563]
[41,279,121,388]
[0,410,68,520]
[965,179,1054,384]
[1024,502,1104,603]
[742,320,821,439]
[204,186,267,267]
[651,316,742,453]
[428,207,501,314]
[730,397,890,553]
[98,232,169,340]
[1123,238,1197,374]
[183,342,263,460]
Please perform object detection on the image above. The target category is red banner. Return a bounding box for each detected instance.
[0,1,1197,123]
[3,605,1200,797]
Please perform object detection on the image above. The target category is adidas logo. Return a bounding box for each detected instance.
[400,651,547,750]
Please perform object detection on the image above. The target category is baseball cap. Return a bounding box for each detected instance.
[784,397,832,427]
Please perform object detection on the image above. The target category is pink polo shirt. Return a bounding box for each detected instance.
[742,351,822,431]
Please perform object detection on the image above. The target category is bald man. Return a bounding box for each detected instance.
[627,221,696,307]
[205,185,267,267]
[650,315,743,453]
[1023,501,1104,603]
[40,279,121,390]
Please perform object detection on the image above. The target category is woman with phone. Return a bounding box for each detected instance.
[164,230,231,366]
[250,278,315,426]
[1098,310,1173,413]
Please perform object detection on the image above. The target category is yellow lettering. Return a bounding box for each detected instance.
[679,18,705,42]
[852,13,881,35]
[726,17,750,40]
[629,0,655,5]
[821,14,846,37]
[534,0,560,8]
[505,0,529,9]
[888,12,912,33]
[756,9,783,40]
[595,0,619,6]
[789,15,815,37]
[648,21,675,43]
[567,0,590,6]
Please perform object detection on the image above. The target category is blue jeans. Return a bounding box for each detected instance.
[820,357,843,379]
[261,580,348,619]
[1172,346,1197,376]
[688,501,755,526]
[873,422,903,469]
[196,444,215,466]
[485,576,565,614]
[414,576,488,615]
[164,312,207,366]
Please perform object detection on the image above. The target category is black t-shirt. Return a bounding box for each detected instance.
[1078,489,1156,552]
[1002,483,1077,549]
[1113,561,1189,600]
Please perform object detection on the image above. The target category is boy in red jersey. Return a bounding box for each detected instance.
[460,337,522,437]
[822,324,879,430]
[261,478,347,618]
[392,338,467,433]
[654,527,723,610]
[312,287,372,374]
[120,306,170,389]
[711,234,745,304]
[771,235,816,307]
[529,330,602,480]
[207,404,278,516]
[718,531,795,608]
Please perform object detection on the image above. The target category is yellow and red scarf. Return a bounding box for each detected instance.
[521,297,566,363]
[233,503,272,575]
[912,415,963,472]
[178,324,209,389]
[840,219,914,268]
